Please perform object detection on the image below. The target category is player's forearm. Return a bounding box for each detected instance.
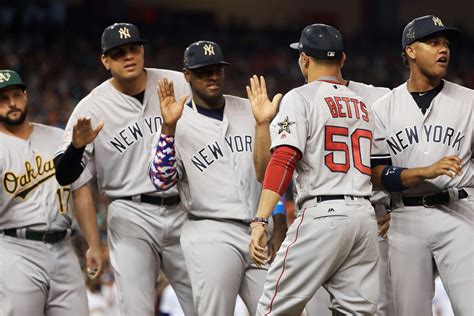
[54,144,86,186]
[149,134,179,191]
[72,185,101,251]
[253,122,272,182]
[256,146,301,218]
[371,165,385,191]
[400,167,433,187]
[271,213,288,234]
[256,189,282,219]
[372,164,428,192]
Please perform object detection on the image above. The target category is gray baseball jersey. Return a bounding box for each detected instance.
[271,80,374,208]
[371,80,474,315]
[305,80,393,316]
[1,123,91,230]
[0,123,90,316]
[175,95,261,220]
[56,68,191,198]
[168,95,267,315]
[257,80,379,315]
[56,68,197,316]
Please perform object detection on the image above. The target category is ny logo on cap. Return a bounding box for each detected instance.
[0,72,11,83]
[119,27,131,39]
[406,27,416,39]
[432,16,444,27]
[203,44,215,56]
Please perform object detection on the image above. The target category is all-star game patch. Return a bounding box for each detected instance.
[277,116,295,134]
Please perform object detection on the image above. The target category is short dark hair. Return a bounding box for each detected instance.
[310,55,342,65]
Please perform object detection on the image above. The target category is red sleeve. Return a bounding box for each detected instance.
[262,145,302,196]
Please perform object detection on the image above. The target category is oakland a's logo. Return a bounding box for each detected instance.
[0,72,11,83]
[3,156,56,199]
[118,27,131,39]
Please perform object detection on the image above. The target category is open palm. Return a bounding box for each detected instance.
[246,75,282,124]
[157,78,189,126]
[72,117,104,148]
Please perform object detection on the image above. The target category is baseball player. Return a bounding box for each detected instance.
[248,24,380,315]
[53,23,196,316]
[305,80,393,316]
[250,46,393,316]
[371,15,473,315]
[148,40,287,316]
[0,70,103,315]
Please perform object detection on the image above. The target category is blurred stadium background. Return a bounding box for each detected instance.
[1,1,471,315]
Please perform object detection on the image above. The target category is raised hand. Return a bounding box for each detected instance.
[246,75,282,125]
[72,117,104,149]
[157,78,189,135]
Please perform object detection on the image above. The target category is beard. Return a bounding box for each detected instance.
[0,107,28,126]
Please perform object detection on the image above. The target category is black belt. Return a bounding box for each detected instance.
[3,228,75,244]
[120,194,181,206]
[188,213,250,226]
[317,195,370,202]
[402,189,468,207]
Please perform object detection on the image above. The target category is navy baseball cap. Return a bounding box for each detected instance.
[290,24,344,59]
[184,41,229,69]
[101,23,146,54]
[0,70,26,91]
[402,15,460,49]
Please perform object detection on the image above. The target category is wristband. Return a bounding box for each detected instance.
[381,166,408,192]
[250,216,269,224]
[250,221,268,229]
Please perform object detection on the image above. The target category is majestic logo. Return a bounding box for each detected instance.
[203,44,215,56]
[0,72,11,83]
[277,116,296,134]
[3,155,56,199]
[432,16,444,27]
[118,27,131,39]
[328,208,335,213]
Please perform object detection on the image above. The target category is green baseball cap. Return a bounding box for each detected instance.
[0,70,26,91]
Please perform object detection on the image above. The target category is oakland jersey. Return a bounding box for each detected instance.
[0,123,91,230]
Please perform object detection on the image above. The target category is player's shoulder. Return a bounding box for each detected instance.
[347,80,391,102]
[31,122,64,135]
[224,95,252,114]
[74,80,112,111]
[146,68,185,82]
[372,83,406,109]
[224,94,250,106]
[442,80,474,100]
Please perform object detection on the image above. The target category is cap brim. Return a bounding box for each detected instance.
[186,61,230,70]
[103,40,147,54]
[0,83,26,91]
[417,28,460,44]
[289,42,300,50]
